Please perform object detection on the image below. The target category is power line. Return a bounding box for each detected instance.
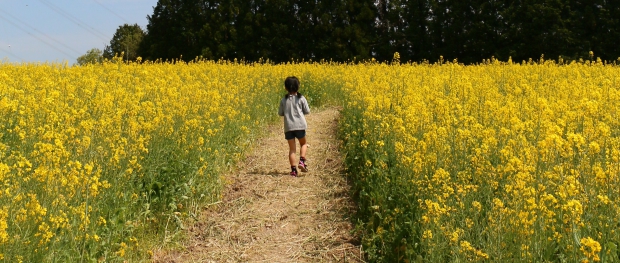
[92,0,131,24]
[36,0,110,43]
[0,45,27,61]
[0,14,77,60]
[0,8,83,57]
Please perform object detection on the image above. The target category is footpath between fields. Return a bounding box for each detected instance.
[153,107,362,262]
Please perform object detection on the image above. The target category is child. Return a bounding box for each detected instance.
[278,76,310,177]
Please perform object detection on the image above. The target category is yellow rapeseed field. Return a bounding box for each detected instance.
[1,56,619,262]
[339,55,620,262]
[0,58,341,262]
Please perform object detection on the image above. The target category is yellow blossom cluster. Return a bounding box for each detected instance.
[3,56,618,262]
[1,59,338,261]
[339,58,620,262]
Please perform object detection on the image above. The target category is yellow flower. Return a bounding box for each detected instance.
[422,229,433,239]
[0,207,8,244]
[589,142,600,154]
[450,228,464,244]
[580,237,601,262]
[472,201,482,212]
[116,242,128,257]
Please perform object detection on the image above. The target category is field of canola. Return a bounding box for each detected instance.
[1,57,620,262]
[0,59,338,262]
[339,57,620,262]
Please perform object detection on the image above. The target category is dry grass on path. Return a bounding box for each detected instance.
[154,107,363,262]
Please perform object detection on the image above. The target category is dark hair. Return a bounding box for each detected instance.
[284,76,300,94]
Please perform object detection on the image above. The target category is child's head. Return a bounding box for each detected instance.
[284,76,300,93]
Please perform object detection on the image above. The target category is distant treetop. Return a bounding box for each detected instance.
[135,0,620,64]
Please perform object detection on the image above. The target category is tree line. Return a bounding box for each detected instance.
[79,0,620,65]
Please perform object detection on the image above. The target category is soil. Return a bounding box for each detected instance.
[153,107,363,262]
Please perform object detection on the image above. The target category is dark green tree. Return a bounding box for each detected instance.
[497,0,575,62]
[138,0,209,61]
[196,0,238,60]
[76,48,103,65]
[598,0,620,61]
[594,1,620,63]
[137,0,620,63]
[425,0,506,64]
[567,0,616,61]
[140,0,376,62]
[374,0,434,62]
[104,23,145,62]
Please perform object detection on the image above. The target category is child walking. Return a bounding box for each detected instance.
[278,76,310,177]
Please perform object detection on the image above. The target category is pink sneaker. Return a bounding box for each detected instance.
[298,160,308,172]
[290,170,298,177]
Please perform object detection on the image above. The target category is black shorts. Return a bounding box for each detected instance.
[285,130,306,140]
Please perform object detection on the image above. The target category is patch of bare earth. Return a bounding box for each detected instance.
[154,107,363,262]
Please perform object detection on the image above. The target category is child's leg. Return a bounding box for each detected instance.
[288,139,297,167]
[297,136,309,172]
[298,137,308,159]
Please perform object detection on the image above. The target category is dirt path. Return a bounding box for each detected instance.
[154,107,362,262]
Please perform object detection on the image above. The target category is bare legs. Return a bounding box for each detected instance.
[288,137,308,166]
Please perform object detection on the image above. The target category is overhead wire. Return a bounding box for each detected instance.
[92,0,131,24]
[36,0,110,43]
[2,1,144,62]
[0,45,27,61]
[0,8,83,57]
[0,13,77,60]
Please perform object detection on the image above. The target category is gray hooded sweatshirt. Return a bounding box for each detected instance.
[278,93,310,132]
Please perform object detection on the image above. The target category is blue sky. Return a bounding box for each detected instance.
[0,0,158,63]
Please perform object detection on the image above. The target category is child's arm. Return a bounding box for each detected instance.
[278,98,285,116]
[302,97,310,115]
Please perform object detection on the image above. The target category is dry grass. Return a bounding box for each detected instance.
[153,107,363,262]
